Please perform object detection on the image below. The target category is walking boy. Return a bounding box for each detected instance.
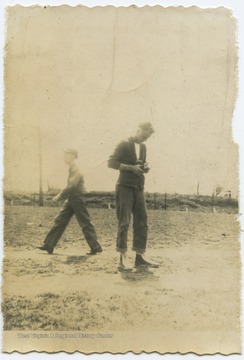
[108,122,158,269]
[37,149,102,255]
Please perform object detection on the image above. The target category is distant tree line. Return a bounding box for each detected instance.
[4,190,238,214]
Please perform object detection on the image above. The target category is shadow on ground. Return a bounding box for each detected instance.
[119,266,159,282]
[65,255,88,264]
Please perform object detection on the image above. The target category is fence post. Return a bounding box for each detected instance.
[153,192,156,210]
[164,192,167,210]
[211,192,215,213]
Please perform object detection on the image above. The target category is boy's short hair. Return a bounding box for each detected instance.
[138,122,155,134]
[64,148,78,158]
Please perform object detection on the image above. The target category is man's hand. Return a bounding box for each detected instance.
[119,163,145,176]
[143,162,150,173]
[52,194,61,202]
[136,160,150,174]
[130,165,144,176]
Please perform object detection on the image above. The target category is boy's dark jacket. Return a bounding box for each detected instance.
[108,137,147,189]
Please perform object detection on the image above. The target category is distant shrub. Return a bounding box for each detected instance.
[3,191,238,213]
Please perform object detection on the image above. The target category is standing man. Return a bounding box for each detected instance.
[108,122,157,269]
[37,149,102,255]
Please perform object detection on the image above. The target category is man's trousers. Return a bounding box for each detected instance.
[115,185,148,254]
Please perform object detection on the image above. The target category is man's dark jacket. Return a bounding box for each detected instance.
[108,137,147,189]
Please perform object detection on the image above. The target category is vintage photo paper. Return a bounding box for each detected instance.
[2,4,241,354]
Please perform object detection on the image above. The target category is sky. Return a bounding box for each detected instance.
[4,4,239,196]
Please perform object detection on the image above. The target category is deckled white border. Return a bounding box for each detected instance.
[0,1,243,360]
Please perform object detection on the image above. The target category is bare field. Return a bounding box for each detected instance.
[2,205,241,350]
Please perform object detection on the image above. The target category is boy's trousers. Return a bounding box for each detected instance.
[44,196,101,250]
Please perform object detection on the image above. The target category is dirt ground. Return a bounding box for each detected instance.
[2,205,241,353]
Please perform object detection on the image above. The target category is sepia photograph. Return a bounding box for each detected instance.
[1,0,243,356]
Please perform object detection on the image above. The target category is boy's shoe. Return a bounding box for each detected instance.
[37,245,54,254]
[86,247,103,255]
